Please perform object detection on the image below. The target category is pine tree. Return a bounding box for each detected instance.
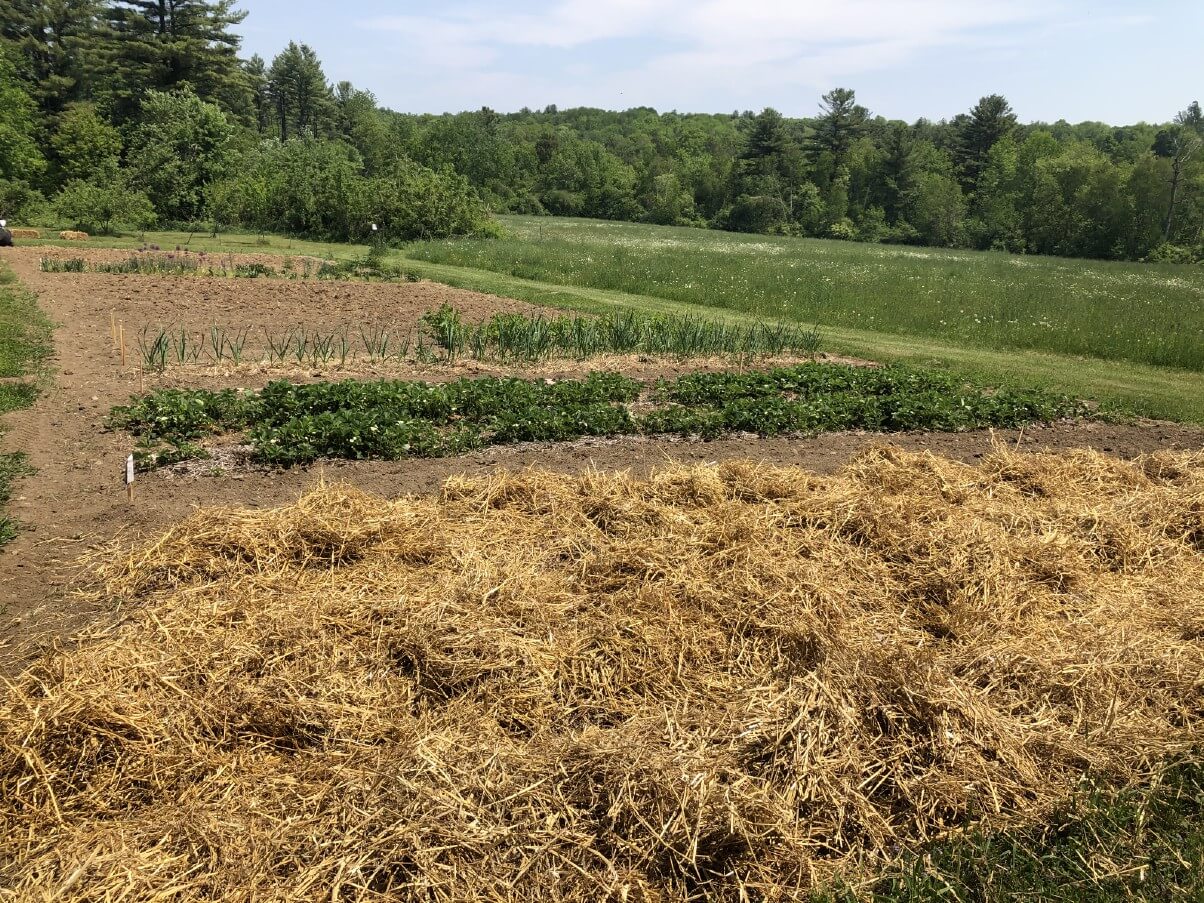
[244,53,270,133]
[956,95,1017,188]
[810,88,868,180]
[742,108,790,165]
[267,42,334,140]
[0,0,100,117]
[97,0,251,122]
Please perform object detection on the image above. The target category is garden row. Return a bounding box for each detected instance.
[111,363,1084,468]
[41,251,411,282]
[137,306,823,370]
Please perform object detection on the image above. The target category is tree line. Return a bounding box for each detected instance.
[1,0,1201,261]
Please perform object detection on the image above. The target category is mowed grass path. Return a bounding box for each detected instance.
[408,217,1204,373]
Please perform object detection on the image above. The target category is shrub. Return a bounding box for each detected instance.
[53,179,156,234]
[1145,243,1201,265]
[204,139,494,243]
[724,195,789,234]
[827,220,858,241]
[0,179,46,223]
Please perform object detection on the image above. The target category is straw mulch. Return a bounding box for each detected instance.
[2,446,1203,901]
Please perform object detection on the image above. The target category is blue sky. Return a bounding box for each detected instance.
[237,1,1203,124]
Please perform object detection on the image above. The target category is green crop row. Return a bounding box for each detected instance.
[39,251,418,282]
[110,363,1084,469]
[422,304,821,362]
[134,306,822,373]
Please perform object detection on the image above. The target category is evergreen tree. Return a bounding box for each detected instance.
[243,53,270,133]
[956,94,1017,187]
[0,0,100,116]
[97,0,251,122]
[810,88,868,179]
[742,108,790,167]
[878,122,918,224]
[267,42,334,140]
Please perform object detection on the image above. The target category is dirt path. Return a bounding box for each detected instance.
[2,245,1203,669]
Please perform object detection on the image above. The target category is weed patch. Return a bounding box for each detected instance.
[820,755,1204,902]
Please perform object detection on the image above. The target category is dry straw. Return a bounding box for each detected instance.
[2,446,1202,900]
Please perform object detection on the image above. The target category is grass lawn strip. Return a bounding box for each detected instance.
[0,263,50,544]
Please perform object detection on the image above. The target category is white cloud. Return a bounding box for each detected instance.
[362,0,1064,110]
[366,0,1053,53]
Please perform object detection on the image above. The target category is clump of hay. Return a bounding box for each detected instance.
[2,446,1202,899]
[57,230,89,241]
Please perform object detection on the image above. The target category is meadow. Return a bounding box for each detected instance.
[408,217,1204,373]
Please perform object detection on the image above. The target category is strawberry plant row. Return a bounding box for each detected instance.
[110,363,1084,468]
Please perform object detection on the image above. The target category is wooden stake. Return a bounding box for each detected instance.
[119,323,126,367]
[110,310,116,346]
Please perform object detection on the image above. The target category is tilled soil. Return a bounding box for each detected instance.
[2,245,1203,670]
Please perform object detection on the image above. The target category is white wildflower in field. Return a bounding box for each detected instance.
[410,215,1204,372]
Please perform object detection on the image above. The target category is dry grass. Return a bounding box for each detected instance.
[2,446,1203,901]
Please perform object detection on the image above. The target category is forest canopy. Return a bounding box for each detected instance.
[0,0,1200,260]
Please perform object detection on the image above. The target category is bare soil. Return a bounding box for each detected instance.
[2,244,1203,670]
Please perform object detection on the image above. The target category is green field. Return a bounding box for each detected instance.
[410,217,1204,372]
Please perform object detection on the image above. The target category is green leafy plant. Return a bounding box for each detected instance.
[233,262,277,278]
[39,257,85,273]
[111,364,1082,470]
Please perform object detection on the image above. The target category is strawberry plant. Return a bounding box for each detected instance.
[111,364,1083,469]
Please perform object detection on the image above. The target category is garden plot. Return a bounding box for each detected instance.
[3,242,1204,677]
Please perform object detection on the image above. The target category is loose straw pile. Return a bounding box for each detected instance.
[2,446,1202,900]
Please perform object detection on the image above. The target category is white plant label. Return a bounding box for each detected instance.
[125,454,135,486]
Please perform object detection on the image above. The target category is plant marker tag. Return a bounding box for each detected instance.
[125,454,135,503]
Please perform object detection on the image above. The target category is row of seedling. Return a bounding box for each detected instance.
[138,325,448,372]
[423,305,823,363]
[137,308,823,373]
